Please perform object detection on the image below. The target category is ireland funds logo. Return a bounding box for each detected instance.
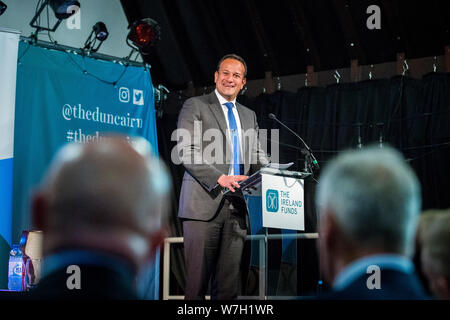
[266,189,279,213]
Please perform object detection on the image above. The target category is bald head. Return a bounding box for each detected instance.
[34,136,170,243]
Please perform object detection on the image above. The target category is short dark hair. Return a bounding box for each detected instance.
[216,54,247,77]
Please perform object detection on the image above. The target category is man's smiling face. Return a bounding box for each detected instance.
[214,58,246,102]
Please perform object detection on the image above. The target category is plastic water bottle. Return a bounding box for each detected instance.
[8,244,24,291]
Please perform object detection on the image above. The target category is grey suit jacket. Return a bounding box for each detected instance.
[177,91,268,221]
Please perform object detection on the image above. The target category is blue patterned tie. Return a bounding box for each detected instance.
[224,102,241,175]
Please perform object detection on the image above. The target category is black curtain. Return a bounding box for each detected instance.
[156,72,450,297]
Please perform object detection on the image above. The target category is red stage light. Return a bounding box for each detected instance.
[135,23,154,45]
[127,18,161,53]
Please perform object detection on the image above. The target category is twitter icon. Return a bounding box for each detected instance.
[133,89,144,106]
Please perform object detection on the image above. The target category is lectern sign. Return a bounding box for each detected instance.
[261,173,305,231]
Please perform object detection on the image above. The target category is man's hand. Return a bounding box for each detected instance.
[218,174,248,193]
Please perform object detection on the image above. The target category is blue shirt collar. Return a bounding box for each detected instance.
[333,254,415,291]
[42,249,135,280]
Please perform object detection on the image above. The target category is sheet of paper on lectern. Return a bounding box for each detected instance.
[265,162,294,170]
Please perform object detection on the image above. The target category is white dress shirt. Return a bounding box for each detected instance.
[214,89,243,175]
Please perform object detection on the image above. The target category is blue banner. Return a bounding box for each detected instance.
[0,29,20,289]
[12,42,159,297]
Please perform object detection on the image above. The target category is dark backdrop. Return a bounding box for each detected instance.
[156,72,450,297]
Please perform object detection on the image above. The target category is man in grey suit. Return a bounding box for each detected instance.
[177,54,268,299]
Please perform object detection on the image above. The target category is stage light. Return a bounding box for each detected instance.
[0,1,7,16]
[49,0,80,20]
[83,22,109,53]
[29,0,80,32]
[127,18,161,53]
[93,22,108,41]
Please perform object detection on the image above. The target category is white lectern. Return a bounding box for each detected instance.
[224,167,318,299]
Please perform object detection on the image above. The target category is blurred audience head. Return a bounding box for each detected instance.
[32,135,171,273]
[315,145,421,284]
[417,209,450,299]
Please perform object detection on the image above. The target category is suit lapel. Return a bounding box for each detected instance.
[207,92,233,168]
[207,92,229,136]
[236,102,252,132]
[236,102,252,172]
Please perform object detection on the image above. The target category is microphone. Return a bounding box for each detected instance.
[268,113,320,170]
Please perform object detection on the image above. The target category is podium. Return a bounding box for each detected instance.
[162,168,320,300]
[224,167,319,299]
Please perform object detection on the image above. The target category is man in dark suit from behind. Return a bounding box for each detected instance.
[315,145,428,299]
[27,136,170,299]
